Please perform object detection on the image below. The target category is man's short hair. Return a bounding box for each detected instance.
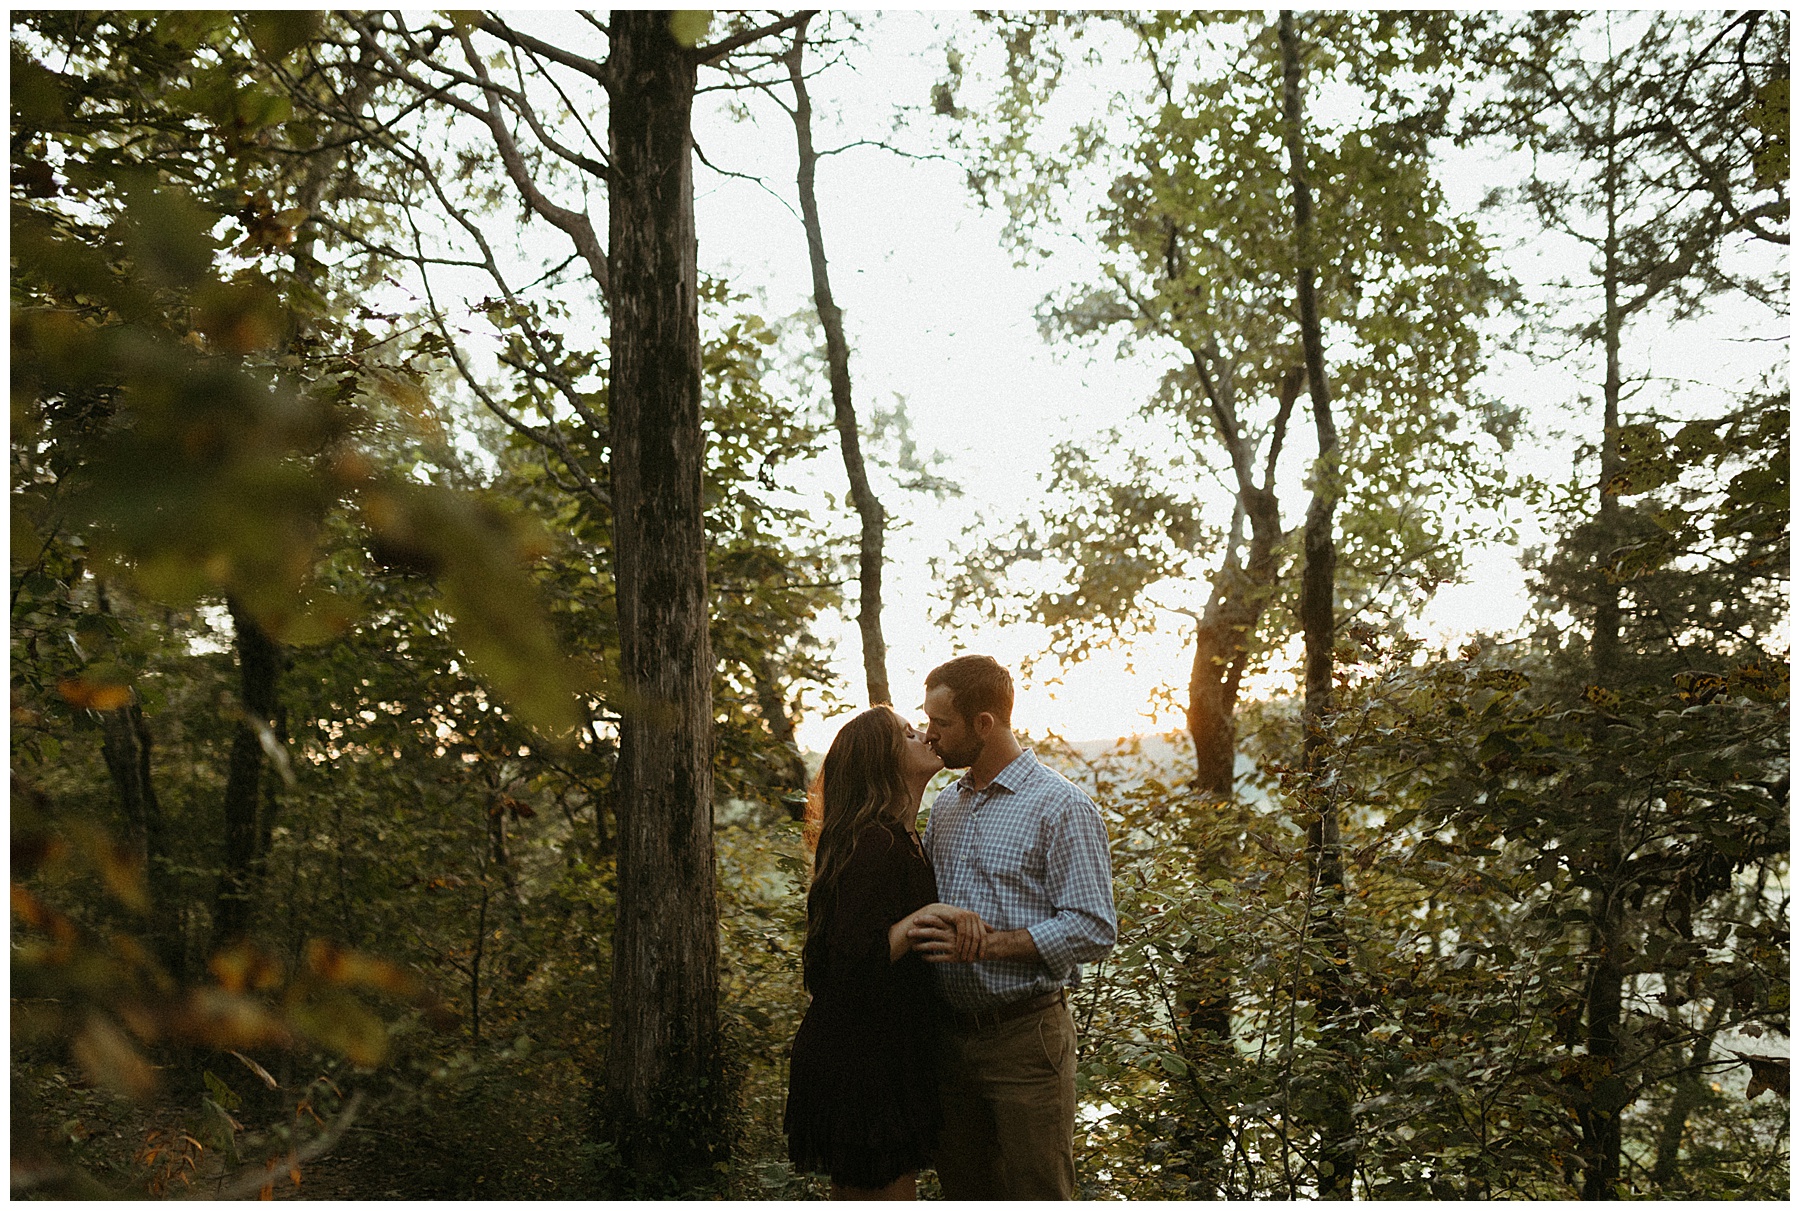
[925,654,1014,727]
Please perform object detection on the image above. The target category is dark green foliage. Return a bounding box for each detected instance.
[13,10,1787,1203]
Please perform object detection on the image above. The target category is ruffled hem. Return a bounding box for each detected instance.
[784,1089,941,1189]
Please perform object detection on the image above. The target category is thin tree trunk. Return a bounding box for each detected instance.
[1280,11,1355,1198]
[784,19,890,706]
[469,880,489,1047]
[1183,346,1296,794]
[207,76,357,953]
[751,650,810,813]
[1579,78,1629,1202]
[602,11,724,1186]
[1650,995,1729,1188]
[1593,83,1625,687]
[486,788,528,987]
[99,697,182,975]
[1580,881,1627,1198]
[213,596,281,948]
[1187,604,1246,797]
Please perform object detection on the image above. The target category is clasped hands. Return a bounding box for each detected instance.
[901,902,991,963]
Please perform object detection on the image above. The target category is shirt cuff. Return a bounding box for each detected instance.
[1027,919,1077,980]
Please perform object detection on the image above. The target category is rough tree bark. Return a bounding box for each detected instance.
[1280,11,1355,1198]
[784,17,891,706]
[1184,364,1299,796]
[601,10,724,1185]
[212,596,282,947]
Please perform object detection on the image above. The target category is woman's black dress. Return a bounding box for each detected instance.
[784,820,942,1188]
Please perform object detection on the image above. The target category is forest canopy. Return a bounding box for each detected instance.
[11,9,1788,1200]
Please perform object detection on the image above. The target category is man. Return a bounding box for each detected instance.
[908,654,1117,1200]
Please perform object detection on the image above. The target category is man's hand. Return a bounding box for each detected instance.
[904,903,987,963]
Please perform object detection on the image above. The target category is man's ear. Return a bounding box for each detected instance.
[973,711,995,741]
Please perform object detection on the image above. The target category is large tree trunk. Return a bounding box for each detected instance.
[785,20,890,706]
[1187,476,1286,797]
[602,12,724,1186]
[1280,12,1355,1198]
[212,596,281,948]
[1186,600,1246,797]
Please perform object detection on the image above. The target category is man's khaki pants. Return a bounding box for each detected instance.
[934,1000,1078,1199]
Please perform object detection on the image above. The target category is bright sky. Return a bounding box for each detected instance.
[675,10,1784,752]
[435,12,1780,754]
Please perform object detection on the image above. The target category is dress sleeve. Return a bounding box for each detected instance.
[816,825,916,1000]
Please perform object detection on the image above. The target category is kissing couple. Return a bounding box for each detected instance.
[783,655,1118,1200]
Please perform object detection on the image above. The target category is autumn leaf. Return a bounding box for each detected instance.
[73,1013,159,1099]
[304,938,421,998]
[209,939,285,993]
[1736,1052,1789,1101]
[56,676,133,711]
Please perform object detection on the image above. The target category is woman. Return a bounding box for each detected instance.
[784,706,983,1200]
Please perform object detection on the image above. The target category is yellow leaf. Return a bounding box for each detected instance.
[209,940,284,993]
[174,988,294,1050]
[304,939,420,998]
[57,676,132,711]
[291,990,388,1067]
[668,10,713,47]
[73,1013,159,1099]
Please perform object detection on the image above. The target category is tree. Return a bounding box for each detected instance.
[1471,11,1789,1195]
[781,13,893,707]
[937,12,1510,798]
[320,9,819,1183]
[1276,11,1353,1197]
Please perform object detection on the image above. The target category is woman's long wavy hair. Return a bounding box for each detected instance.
[801,706,912,992]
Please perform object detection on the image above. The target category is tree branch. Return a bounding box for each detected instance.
[450,28,612,298]
[692,10,819,65]
[476,12,610,86]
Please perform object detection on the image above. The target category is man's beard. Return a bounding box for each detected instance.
[933,740,981,769]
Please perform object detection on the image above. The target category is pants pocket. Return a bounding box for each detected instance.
[1035,1011,1071,1074]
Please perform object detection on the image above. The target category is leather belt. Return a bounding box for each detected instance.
[948,988,1066,1034]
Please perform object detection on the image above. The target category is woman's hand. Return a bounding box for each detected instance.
[901,902,988,963]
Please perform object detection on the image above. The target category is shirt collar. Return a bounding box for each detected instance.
[955,748,1037,795]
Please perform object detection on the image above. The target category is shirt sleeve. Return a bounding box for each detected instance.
[1024,794,1118,979]
[817,826,917,999]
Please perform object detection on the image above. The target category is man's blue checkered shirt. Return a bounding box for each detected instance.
[921,749,1118,1013]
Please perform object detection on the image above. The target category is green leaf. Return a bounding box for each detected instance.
[203,1068,242,1112]
[668,11,713,48]
[242,11,321,60]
